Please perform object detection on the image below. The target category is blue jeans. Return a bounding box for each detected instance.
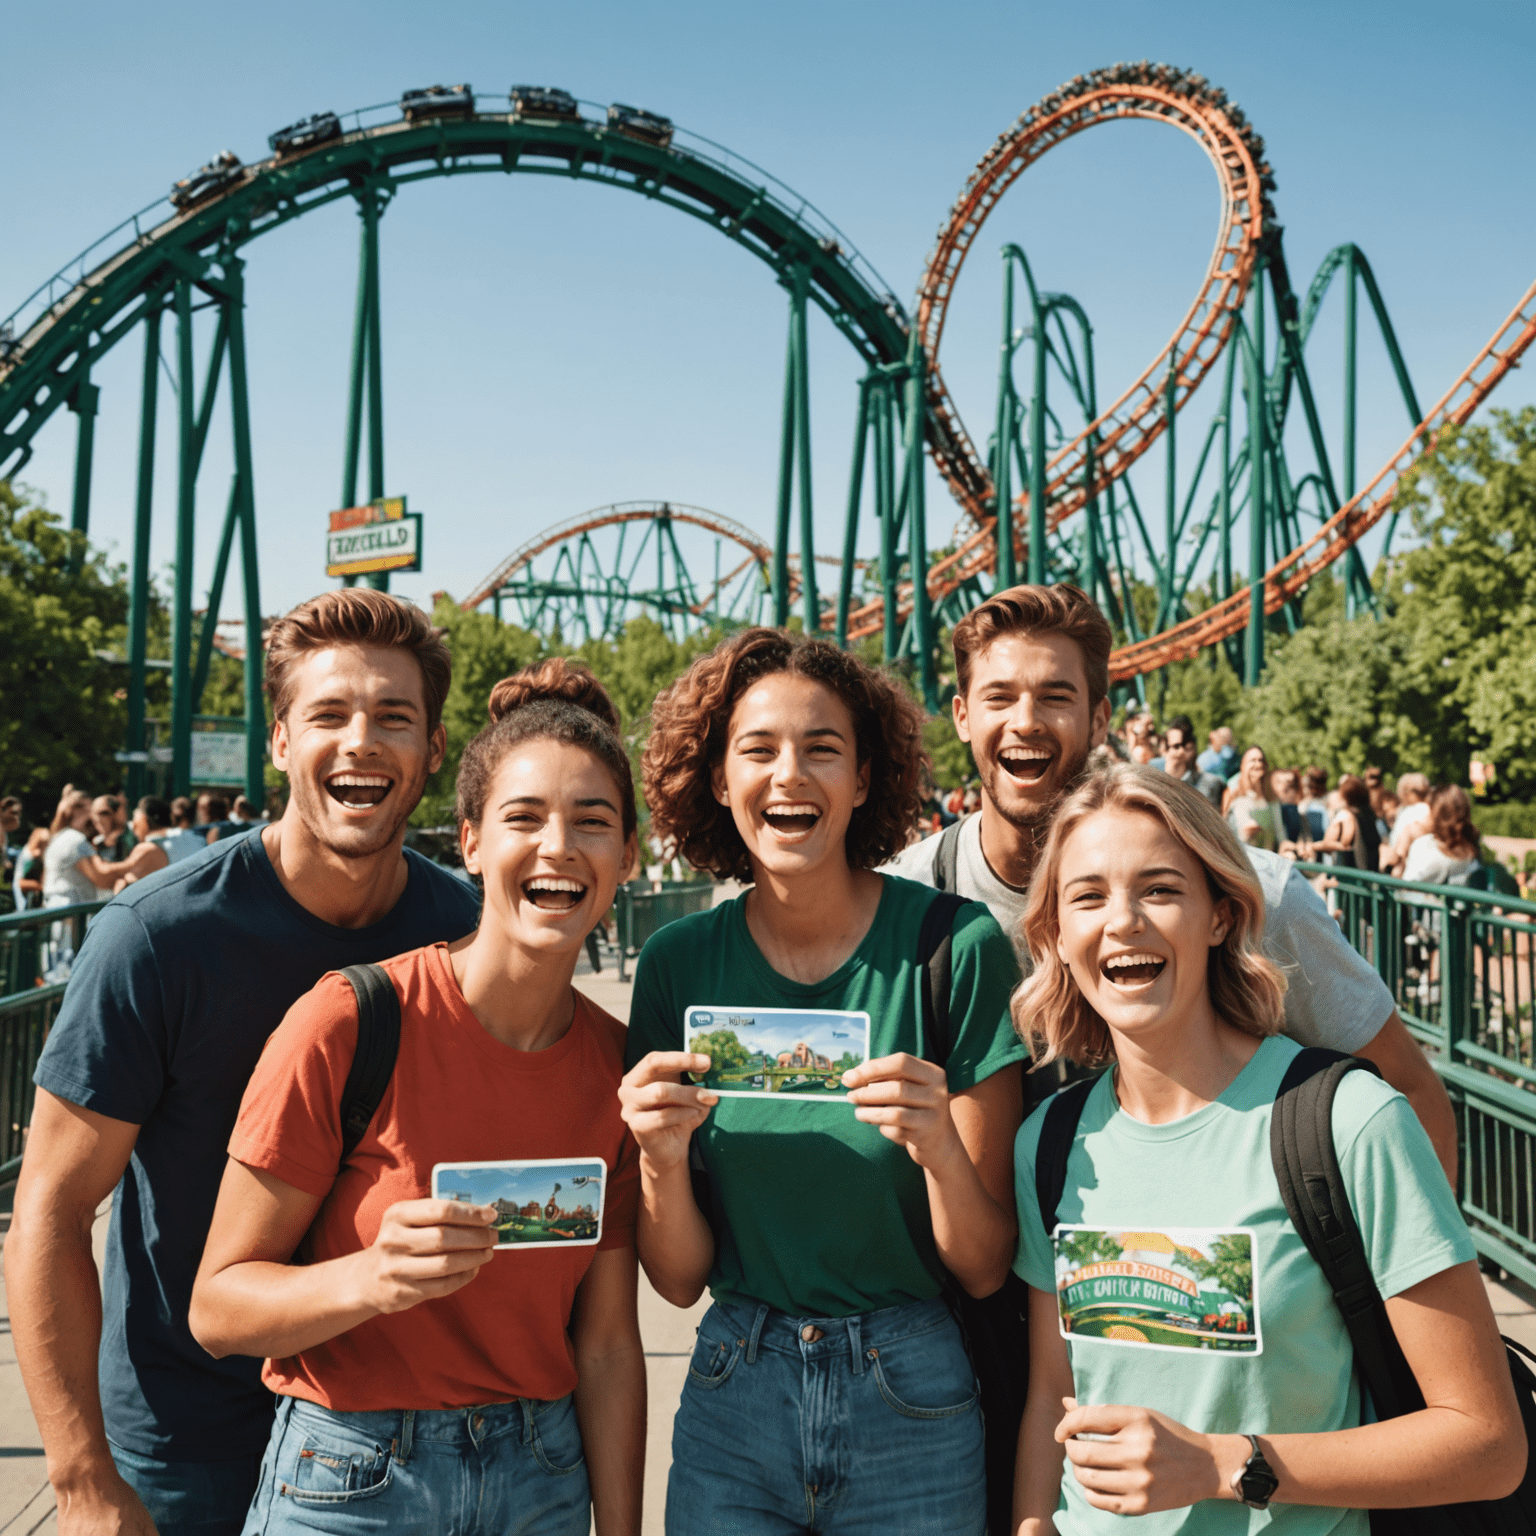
[667,1294,985,1535]
[241,1393,590,1536]
[109,1441,264,1536]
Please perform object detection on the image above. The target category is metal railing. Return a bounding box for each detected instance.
[0,982,66,1181]
[0,902,103,995]
[613,880,716,981]
[1295,861,1536,1287]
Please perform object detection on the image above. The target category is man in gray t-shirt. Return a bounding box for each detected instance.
[882,583,1457,1177]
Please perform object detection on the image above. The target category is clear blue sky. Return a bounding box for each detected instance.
[3,0,1531,622]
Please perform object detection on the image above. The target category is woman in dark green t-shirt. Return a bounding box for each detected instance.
[620,628,1026,1535]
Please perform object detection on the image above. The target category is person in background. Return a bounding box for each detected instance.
[15,825,49,910]
[1314,773,1381,874]
[1297,767,1330,844]
[1383,772,1432,875]
[68,799,175,897]
[1154,715,1225,809]
[43,791,104,908]
[1124,711,1158,765]
[1403,785,1483,887]
[1271,767,1307,849]
[229,795,261,825]
[1365,771,1392,843]
[161,798,210,864]
[1198,724,1238,781]
[92,796,135,861]
[1,796,23,910]
[194,792,241,844]
[1222,746,1282,852]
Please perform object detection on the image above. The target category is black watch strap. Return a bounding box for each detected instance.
[1233,1433,1279,1509]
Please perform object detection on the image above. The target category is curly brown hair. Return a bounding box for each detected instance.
[642,628,926,882]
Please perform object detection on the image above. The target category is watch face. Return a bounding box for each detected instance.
[1240,1465,1280,1507]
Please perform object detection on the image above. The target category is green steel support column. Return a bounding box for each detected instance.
[1343,248,1360,617]
[876,380,899,663]
[993,253,1017,590]
[771,272,799,628]
[1028,289,1047,587]
[836,376,871,647]
[223,259,266,807]
[341,209,369,513]
[903,338,938,710]
[362,189,389,593]
[191,473,241,712]
[1162,364,1177,628]
[170,279,197,798]
[1218,336,1236,602]
[126,302,164,805]
[792,267,817,632]
[1245,267,1268,687]
[67,370,99,575]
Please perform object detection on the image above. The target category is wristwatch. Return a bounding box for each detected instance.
[1231,1434,1279,1509]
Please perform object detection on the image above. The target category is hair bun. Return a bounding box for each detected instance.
[487,657,621,733]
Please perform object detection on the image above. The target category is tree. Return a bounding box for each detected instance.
[0,482,131,816]
[1057,1229,1123,1268]
[1184,1232,1253,1303]
[688,1029,751,1072]
[1238,409,1536,793]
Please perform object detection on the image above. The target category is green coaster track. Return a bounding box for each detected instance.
[2,70,1533,801]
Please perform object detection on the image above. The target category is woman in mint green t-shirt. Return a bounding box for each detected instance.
[620,628,1026,1535]
[1010,761,1521,1534]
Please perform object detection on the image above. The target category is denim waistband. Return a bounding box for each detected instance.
[703,1293,956,1373]
[279,1392,567,1462]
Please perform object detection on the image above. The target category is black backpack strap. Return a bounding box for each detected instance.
[1269,1046,1423,1419]
[932,816,965,893]
[1033,1075,1101,1235]
[337,963,403,1164]
[917,891,970,1068]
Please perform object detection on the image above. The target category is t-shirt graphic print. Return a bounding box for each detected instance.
[1054,1225,1259,1354]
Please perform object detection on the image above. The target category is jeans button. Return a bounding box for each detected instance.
[472,1413,485,1432]
[800,1325,824,1343]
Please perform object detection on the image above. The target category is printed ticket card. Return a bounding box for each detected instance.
[1052,1224,1262,1355]
[431,1157,607,1250]
[685,1006,870,1101]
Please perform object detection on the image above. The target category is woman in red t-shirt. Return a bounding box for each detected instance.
[191,660,644,1536]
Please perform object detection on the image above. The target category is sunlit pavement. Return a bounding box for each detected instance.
[0,968,1522,1533]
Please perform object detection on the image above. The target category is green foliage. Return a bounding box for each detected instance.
[0,482,131,814]
[1057,1229,1123,1268]
[1234,410,1536,791]
[690,1029,751,1072]
[1475,804,1536,839]
[923,710,974,790]
[1185,1233,1254,1302]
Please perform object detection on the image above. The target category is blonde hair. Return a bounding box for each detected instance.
[1012,761,1287,1068]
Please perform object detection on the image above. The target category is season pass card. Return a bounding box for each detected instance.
[686,1006,870,1100]
[1052,1225,1262,1354]
[431,1157,607,1250]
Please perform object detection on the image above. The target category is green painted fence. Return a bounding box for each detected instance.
[1296,860,1536,1288]
[613,880,716,981]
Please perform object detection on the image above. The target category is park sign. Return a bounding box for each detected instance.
[325,496,423,578]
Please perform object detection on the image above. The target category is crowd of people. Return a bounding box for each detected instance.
[0,583,1523,1536]
[2,790,266,914]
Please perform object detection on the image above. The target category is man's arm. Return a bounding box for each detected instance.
[5,1090,157,1535]
[79,844,167,891]
[1355,1010,1458,1185]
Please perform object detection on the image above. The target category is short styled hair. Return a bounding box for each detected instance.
[264,589,452,736]
[1012,760,1287,1067]
[1163,715,1196,747]
[643,628,925,882]
[137,796,171,831]
[951,583,1112,711]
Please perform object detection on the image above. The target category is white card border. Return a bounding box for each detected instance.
[685,1005,869,1101]
[430,1155,608,1251]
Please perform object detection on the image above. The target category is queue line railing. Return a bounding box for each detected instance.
[1294,860,1536,1288]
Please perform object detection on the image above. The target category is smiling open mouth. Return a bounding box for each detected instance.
[1101,952,1167,985]
[524,878,587,912]
[762,803,822,835]
[998,746,1053,785]
[326,773,393,810]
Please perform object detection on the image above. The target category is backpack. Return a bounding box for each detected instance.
[335,963,403,1161]
[1034,1048,1536,1534]
[917,883,1031,1536]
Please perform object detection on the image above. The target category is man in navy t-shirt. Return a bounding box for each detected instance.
[6,590,481,1536]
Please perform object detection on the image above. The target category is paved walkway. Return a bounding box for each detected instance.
[0,965,1529,1534]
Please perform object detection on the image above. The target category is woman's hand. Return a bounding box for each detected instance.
[843,1053,964,1172]
[1056,1397,1244,1516]
[618,1052,717,1173]
[355,1198,498,1315]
